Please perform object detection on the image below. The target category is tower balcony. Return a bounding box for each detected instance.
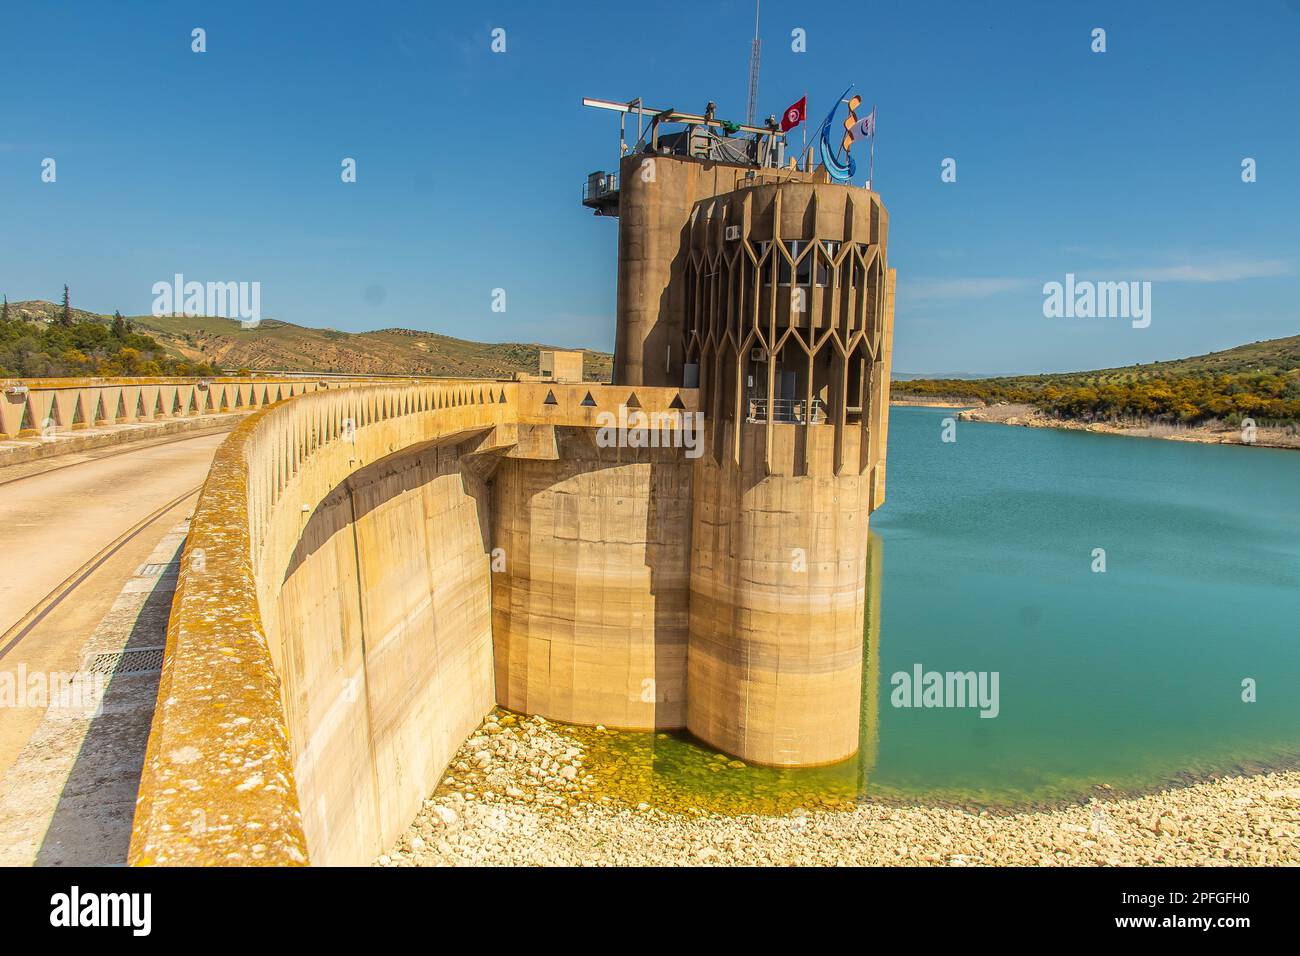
[746,397,828,425]
[581,170,620,216]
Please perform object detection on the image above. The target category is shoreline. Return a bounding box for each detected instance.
[892,398,1300,450]
[378,712,1299,867]
[889,398,975,408]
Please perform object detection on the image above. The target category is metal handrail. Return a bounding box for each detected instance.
[746,397,827,424]
[582,172,619,203]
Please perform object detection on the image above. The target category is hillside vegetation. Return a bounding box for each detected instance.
[3,300,613,381]
[894,335,1300,425]
[1,298,215,378]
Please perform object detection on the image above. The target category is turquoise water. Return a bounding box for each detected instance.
[571,406,1300,810]
[862,406,1300,801]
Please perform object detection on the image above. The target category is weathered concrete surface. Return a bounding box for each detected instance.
[687,421,871,766]
[130,410,312,866]
[677,178,896,767]
[275,437,498,865]
[491,429,694,730]
[0,412,242,469]
[130,382,700,866]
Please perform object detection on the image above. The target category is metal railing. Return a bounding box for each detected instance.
[582,172,619,204]
[747,397,827,424]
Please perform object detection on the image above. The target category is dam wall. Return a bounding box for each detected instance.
[491,429,694,730]
[128,152,896,867]
[129,381,701,866]
[269,436,498,865]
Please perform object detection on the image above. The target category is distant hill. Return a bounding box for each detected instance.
[6,301,613,381]
[1004,335,1300,386]
[893,334,1300,424]
[892,370,1005,381]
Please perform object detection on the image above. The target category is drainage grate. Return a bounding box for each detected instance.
[137,563,177,577]
[83,646,166,676]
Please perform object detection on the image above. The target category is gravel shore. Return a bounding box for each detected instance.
[957,403,1300,450]
[376,712,1300,867]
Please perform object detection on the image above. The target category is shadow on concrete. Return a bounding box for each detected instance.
[35,581,172,866]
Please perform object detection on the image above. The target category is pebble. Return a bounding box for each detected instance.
[374,711,1300,868]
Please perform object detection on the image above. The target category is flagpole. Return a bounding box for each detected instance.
[868,104,876,190]
[801,91,807,169]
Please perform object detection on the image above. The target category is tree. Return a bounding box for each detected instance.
[111,310,127,339]
[1,295,8,323]
[59,285,72,328]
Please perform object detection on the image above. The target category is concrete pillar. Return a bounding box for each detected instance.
[686,419,869,766]
[490,428,693,729]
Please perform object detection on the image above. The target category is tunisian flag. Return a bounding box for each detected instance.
[780,96,807,132]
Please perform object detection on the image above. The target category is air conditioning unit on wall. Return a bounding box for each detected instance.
[750,347,767,363]
[725,225,741,241]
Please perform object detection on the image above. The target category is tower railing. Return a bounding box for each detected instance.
[747,397,827,424]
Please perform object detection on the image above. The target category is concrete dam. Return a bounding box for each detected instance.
[129,103,896,865]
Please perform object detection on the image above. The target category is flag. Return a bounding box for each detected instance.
[841,95,862,152]
[780,96,806,132]
[848,106,876,143]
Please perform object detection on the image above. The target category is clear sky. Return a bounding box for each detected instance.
[2,1,1297,375]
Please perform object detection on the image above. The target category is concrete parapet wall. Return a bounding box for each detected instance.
[0,375,355,441]
[129,379,704,865]
[0,412,245,468]
[130,381,515,865]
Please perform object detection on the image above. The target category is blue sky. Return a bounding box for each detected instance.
[1,0,1297,375]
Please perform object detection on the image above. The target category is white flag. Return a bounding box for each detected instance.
[849,107,876,143]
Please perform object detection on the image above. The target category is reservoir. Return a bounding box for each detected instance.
[564,405,1300,810]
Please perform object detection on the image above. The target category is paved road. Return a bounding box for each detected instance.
[0,432,228,778]
[0,432,227,637]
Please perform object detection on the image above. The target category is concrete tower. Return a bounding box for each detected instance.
[585,101,896,766]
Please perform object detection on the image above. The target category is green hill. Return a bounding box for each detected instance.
[893,335,1300,425]
[3,300,613,381]
[2,300,215,378]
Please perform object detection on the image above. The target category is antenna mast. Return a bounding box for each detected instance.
[745,0,761,125]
